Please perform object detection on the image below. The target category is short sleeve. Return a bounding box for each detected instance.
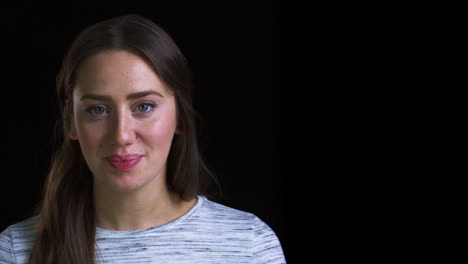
[0,227,15,264]
[253,216,286,264]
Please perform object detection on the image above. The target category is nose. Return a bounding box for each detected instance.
[109,109,136,147]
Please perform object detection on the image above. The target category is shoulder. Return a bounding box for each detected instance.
[196,196,286,263]
[198,196,256,221]
[3,216,38,235]
[196,196,279,231]
[0,216,38,263]
[183,196,258,234]
[252,216,285,263]
[194,196,258,230]
[198,197,279,230]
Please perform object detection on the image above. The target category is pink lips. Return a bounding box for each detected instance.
[105,154,143,171]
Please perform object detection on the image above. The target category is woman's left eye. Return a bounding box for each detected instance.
[135,103,156,113]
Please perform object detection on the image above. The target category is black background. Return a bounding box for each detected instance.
[1,1,288,262]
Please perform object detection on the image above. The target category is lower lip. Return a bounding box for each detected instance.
[106,157,142,171]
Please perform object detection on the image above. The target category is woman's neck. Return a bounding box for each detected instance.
[93,180,195,231]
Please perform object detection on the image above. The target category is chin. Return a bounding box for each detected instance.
[114,175,147,191]
[94,171,145,192]
[107,181,145,192]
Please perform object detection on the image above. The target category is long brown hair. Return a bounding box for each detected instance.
[28,14,214,263]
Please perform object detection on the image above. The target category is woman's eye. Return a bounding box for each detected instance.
[136,103,156,113]
[86,105,108,115]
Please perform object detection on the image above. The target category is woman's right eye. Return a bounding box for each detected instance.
[86,105,108,116]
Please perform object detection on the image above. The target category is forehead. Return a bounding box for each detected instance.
[74,50,170,96]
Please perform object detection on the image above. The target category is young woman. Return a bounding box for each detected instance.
[0,14,285,263]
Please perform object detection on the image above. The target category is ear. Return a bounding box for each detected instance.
[68,116,79,140]
[175,119,183,135]
[65,99,78,140]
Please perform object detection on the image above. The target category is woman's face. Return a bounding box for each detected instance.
[70,50,178,192]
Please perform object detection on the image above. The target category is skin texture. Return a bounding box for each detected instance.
[69,50,195,231]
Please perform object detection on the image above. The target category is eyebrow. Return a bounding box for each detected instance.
[80,90,164,101]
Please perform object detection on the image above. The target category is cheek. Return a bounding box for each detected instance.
[75,121,106,153]
[140,107,177,147]
[141,116,176,145]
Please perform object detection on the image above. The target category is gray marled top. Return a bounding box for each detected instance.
[0,196,286,263]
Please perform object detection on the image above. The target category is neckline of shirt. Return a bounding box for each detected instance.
[95,195,206,236]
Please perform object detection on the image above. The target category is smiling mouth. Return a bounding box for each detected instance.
[105,155,143,171]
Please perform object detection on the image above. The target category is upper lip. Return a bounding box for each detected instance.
[105,154,143,161]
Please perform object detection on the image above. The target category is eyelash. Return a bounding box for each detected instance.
[85,102,157,117]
